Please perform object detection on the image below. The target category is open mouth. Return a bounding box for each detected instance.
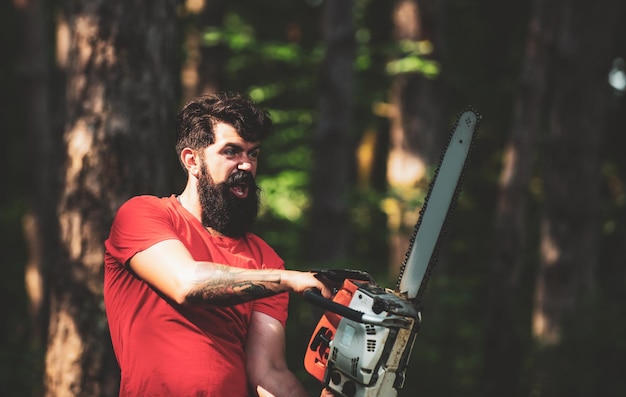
[230,183,249,199]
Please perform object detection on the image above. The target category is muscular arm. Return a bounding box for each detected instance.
[130,239,330,306]
[246,311,310,397]
[185,261,290,305]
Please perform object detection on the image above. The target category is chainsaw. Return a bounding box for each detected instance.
[303,108,481,397]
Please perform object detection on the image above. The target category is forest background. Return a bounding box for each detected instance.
[1,0,626,396]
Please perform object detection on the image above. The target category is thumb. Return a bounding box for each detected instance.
[320,387,336,397]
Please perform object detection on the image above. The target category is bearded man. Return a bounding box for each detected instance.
[104,92,334,397]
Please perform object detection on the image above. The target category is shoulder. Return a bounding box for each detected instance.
[119,195,166,210]
[112,195,178,228]
[116,195,173,216]
[106,195,181,267]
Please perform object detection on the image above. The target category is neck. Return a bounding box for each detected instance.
[177,185,201,222]
[178,187,225,238]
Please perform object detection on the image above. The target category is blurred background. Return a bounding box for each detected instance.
[1,0,626,396]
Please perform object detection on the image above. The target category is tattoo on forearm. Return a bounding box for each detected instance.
[185,265,286,306]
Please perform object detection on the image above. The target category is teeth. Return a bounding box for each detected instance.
[231,185,247,197]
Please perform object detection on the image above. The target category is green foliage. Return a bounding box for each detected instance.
[386,39,441,77]
[202,12,324,69]
[259,171,310,222]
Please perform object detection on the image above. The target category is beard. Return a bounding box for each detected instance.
[197,165,260,238]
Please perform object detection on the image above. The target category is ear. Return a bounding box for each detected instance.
[181,148,201,177]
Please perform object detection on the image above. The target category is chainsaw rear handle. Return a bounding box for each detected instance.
[304,288,366,323]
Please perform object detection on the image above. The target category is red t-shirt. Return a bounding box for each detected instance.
[104,195,288,397]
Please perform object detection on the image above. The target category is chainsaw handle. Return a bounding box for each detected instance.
[303,288,366,323]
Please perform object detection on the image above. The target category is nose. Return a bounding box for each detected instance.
[238,158,253,171]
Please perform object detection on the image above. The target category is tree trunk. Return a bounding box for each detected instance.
[181,0,227,100]
[532,0,623,393]
[308,0,356,263]
[45,1,178,396]
[483,0,560,395]
[387,0,445,276]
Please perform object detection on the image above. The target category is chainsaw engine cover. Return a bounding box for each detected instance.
[304,279,419,397]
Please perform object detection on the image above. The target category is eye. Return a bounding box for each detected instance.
[249,150,260,160]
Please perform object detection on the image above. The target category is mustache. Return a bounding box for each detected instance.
[226,170,255,186]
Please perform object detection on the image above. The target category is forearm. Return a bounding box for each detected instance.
[184,262,291,306]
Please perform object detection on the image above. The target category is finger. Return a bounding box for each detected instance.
[318,282,334,299]
[320,387,336,397]
[257,385,275,397]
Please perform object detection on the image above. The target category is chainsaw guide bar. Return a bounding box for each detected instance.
[397,107,481,303]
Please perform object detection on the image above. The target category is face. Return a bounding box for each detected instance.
[201,122,261,187]
[196,123,262,237]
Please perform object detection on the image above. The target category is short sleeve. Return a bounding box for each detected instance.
[105,196,178,267]
[253,292,289,328]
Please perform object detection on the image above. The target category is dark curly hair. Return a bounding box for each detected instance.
[175,92,273,171]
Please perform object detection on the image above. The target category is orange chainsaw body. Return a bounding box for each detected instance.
[304,279,359,381]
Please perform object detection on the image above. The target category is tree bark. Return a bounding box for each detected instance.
[308,0,356,263]
[45,1,178,396]
[483,0,560,395]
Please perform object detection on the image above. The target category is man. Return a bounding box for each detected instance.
[104,92,334,396]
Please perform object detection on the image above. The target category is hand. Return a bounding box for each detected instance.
[285,270,334,299]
